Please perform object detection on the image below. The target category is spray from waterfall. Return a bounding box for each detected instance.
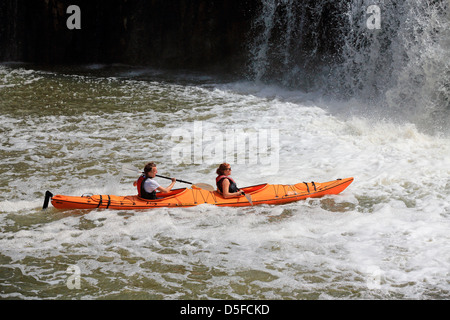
[248,0,450,133]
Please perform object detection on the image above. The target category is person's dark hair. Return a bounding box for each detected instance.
[144,162,156,176]
[216,163,230,176]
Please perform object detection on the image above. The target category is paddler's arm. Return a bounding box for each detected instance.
[221,179,244,198]
[156,178,176,193]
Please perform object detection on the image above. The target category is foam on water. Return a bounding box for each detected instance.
[1,65,450,299]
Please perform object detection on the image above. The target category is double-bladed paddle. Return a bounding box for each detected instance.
[121,164,215,192]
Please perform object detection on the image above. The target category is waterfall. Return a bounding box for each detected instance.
[336,0,450,127]
[248,0,338,89]
[248,0,450,130]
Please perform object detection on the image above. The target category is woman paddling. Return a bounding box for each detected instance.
[134,162,176,199]
[215,163,245,198]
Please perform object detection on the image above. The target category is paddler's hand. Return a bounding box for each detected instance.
[171,178,176,183]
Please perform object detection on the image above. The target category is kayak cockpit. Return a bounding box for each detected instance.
[241,183,268,194]
[136,187,188,201]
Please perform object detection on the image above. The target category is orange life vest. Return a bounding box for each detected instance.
[136,175,157,200]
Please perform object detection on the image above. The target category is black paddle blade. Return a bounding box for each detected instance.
[42,191,53,209]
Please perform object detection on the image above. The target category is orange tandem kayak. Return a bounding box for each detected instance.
[46,177,353,210]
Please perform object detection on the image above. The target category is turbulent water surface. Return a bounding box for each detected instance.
[1,0,450,301]
[1,63,449,300]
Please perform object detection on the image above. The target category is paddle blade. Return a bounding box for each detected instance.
[192,183,215,192]
[122,164,141,175]
[244,193,253,206]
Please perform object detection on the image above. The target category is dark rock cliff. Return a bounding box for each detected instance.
[0,0,256,72]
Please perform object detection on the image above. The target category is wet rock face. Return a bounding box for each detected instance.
[0,0,346,74]
[122,0,257,70]
[0,0,256,72]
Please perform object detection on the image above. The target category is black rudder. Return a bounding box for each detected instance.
[42,191,53,209]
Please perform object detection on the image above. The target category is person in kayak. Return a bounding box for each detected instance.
[216,163,245,198]
[134,162,176,199]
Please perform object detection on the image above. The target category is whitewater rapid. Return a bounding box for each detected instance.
[1,65,449,299]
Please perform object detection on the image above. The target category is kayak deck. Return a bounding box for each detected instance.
[49,177,353,210]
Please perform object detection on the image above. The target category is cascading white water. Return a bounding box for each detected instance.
[248,0,277,82]
[338,0,450,129]
[248,0,450,132]
[248,0,328,89]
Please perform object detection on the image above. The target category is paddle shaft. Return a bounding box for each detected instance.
[155,174,192,185]
[121,164,215,191]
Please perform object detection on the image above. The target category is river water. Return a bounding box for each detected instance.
[1,63,449,299]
